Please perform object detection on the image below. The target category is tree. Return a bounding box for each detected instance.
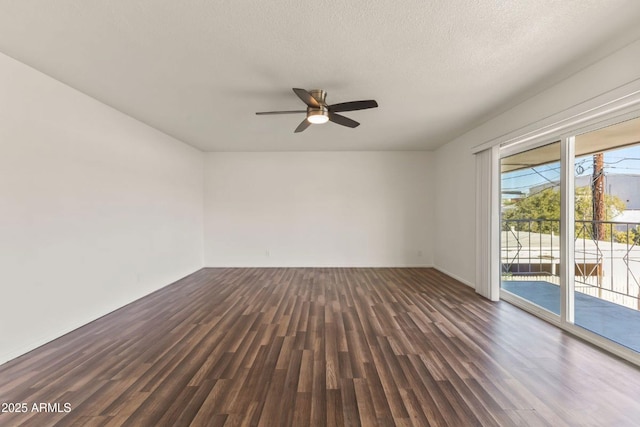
[502,186,626,241]
[502,187,561,234]
[613,228,640,245]
[575,186,625,241]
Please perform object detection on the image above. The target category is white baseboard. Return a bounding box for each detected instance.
[204,264,435,268]
[0,267,203,367]
[432,265,475,288]
[0,304,125,366]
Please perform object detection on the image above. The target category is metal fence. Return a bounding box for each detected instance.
[501,218,640,310]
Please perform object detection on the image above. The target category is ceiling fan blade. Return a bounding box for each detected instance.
[328,100,378,113]
[329,113,360,128]
[294,118,311,133]
[292,88,320,108]
[256,110,306,115]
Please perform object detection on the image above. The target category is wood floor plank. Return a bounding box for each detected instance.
[291,391,311,426]
[1,267,640,426]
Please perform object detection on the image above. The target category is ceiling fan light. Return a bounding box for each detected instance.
[307,109,329,124]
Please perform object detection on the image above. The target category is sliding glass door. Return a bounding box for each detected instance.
[498,114,640,358]
[500,141,562,317]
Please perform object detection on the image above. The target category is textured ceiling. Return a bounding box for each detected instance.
[1,1,640,152]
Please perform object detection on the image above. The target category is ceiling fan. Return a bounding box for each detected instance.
[255,88,378,133]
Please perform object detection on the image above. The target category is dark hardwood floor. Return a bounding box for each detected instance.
[1,268,640,426]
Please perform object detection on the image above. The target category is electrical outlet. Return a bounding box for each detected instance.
[417,250,423,257]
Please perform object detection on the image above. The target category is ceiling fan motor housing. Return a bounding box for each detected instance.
[306,90,329,123]
[309,89,327,105]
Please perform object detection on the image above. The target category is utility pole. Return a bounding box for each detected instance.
[592,152,605,240]
[592,152,605,291]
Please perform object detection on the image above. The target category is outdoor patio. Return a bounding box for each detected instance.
[502,280,640,352]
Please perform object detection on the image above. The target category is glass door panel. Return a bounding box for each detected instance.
[501,141,562,315]
[574,116,640,352]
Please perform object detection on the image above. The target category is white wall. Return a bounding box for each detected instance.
[204,151,433,267]
[0,53,204,364]
[434,38,640,287]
